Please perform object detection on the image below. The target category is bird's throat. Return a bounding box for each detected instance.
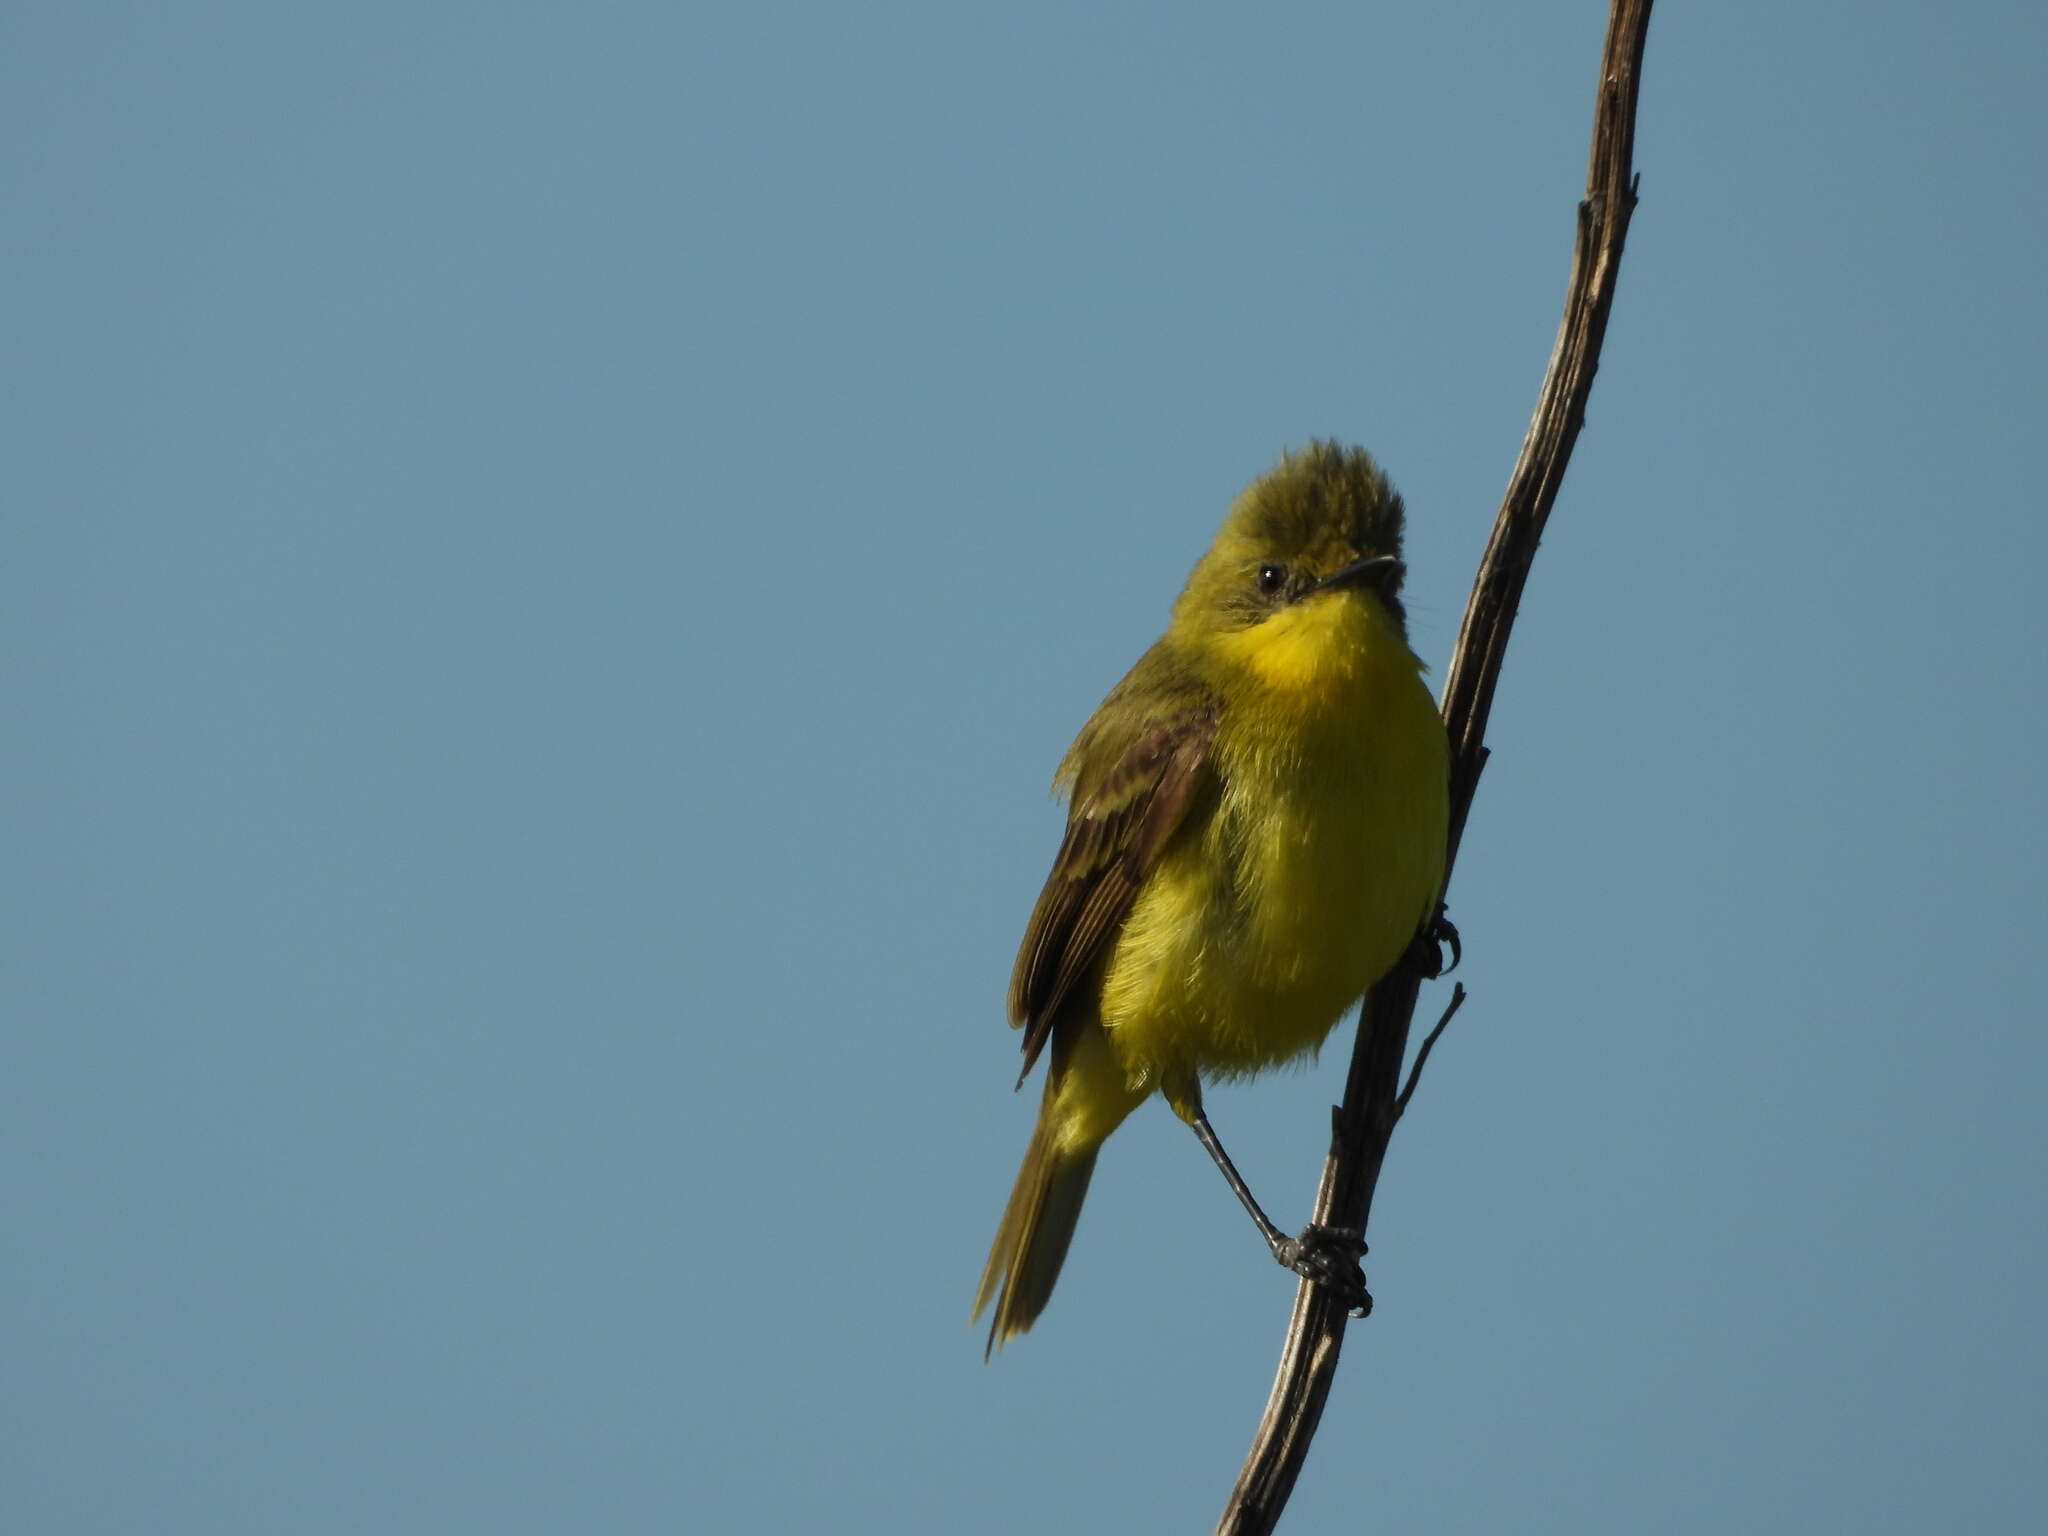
[1216,593,1414,706]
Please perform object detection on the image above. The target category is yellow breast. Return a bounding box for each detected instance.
[1097,594,1448,1090]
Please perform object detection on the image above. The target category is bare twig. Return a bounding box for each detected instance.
[1396,983,1466,1118]
[1212,4,1656,1531]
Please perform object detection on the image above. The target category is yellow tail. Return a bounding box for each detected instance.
[973,1115,1099,1355]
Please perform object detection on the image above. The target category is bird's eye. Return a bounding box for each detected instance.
[1256,563,1288,596]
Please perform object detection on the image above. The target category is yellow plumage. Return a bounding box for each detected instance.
[976,443,1449,1350]
[1106,591,1445,1081]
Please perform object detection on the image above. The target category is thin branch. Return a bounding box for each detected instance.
[1396,983,1466,1118]
[1211,4,1656,1531]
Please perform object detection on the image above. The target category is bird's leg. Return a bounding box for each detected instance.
[1186,1109,1373,1317]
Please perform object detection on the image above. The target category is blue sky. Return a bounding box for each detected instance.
[5,3,2043,1532]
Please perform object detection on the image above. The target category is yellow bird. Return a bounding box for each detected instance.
[975,442,1450,1353]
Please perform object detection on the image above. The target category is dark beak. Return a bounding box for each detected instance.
[1305,554,1402,596]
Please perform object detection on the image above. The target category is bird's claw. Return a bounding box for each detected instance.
[1413,906,1461,979]
[1273,1225,1373,1317]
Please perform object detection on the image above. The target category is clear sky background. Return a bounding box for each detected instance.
[6,3,2043,1532]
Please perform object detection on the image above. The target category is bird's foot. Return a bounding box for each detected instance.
[1411,905,1461,979]
[1272,1225,1372,1317]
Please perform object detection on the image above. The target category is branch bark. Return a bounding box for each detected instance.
[1212,4,1656,1530]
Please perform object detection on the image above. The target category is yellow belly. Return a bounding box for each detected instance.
[1097,624,1448,1094]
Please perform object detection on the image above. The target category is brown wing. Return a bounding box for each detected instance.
[1006,710,1216,1085]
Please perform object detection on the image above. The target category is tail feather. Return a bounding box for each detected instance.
[973,1119,1098,1356]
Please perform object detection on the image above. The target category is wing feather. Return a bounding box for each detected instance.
[1006,710,1216,1084]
